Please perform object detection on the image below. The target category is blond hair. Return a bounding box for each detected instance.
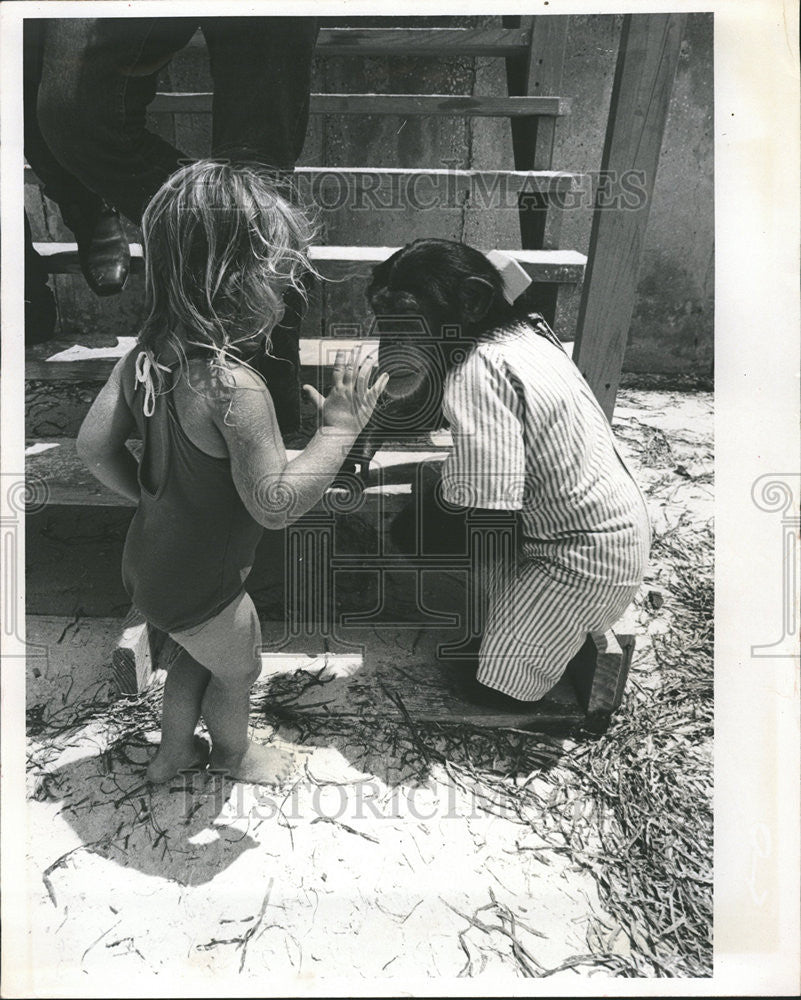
[138,160,316,380]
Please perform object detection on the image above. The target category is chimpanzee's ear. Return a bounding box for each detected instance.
[460,276,496,325]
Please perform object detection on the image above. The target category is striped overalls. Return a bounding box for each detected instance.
[439,317,651,701]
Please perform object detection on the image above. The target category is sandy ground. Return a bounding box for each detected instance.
[20,389,713,995]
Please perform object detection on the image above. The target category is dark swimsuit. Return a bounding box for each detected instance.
[121,349,264,633]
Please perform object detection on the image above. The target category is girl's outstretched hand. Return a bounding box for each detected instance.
[303,348,389,436]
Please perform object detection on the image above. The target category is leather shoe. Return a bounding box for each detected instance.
[76,203,130,297]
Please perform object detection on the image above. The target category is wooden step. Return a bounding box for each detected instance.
[27,173,585,350]
[183,26,532,58]
[33,242,586,283]
[25,336,574,438]
[25,437,449,509]
[150,93,571,117]
[26,167,585,263]
[314,26,530,57]
[27,164,584,201]
[26,332,575,383]
[113,613,633,735]
[117,617,588,731]
[26,336,383,384]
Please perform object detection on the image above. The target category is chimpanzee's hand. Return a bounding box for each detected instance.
[303,348,389,437]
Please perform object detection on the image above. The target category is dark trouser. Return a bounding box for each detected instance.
[252,285,311,440]
[32,16,318,224]
[24,20,103,235]
[26,15,318,432]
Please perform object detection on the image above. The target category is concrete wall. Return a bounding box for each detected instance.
[27,13,713,375]
[552,13,714,374]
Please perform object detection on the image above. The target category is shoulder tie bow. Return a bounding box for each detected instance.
[134,349,171,417]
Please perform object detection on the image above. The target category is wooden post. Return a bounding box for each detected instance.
[504,16,573,335]
[573,14,686,420]
[504,15,568,249]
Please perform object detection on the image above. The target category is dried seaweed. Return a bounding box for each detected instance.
[26,395,714,978]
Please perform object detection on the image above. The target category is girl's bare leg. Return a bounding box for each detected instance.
[203,672,296,786]
[146,646,212,782]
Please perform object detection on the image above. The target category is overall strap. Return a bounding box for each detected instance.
[528,313,568,356]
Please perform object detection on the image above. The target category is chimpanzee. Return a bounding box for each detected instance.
[363,239,651,709]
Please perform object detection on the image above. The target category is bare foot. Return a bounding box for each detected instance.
[209,740,297,787]
[146,735,210,783]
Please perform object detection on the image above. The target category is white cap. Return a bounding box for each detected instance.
[484,250,533,305]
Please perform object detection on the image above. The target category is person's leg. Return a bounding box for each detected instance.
[255,295,305,440]
[471,573,642,709]
[201,16,319,168]
[201,595,295,785]
[24,19,101,232]
[171,592,297,785]
[202,678,295,785]
[202,17,318,437]
[471,558,587,705]
[24,19,130,298]
[36,17,196,226]
[146,643,212,782]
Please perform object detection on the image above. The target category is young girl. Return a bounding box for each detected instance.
[77,161,388,785]
[369,239,651,708]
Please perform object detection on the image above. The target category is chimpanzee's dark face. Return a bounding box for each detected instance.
[367,247,444,399]
[366,240,506,399]
[368,243,473,331]
[368,273,436,328]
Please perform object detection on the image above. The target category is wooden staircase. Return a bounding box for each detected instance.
[24,15,685,730]
[26,17,589,452]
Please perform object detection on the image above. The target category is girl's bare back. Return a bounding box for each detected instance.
[171,359,233,460]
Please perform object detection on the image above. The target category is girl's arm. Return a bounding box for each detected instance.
[212,350,388,530]
[76,354,140,504]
